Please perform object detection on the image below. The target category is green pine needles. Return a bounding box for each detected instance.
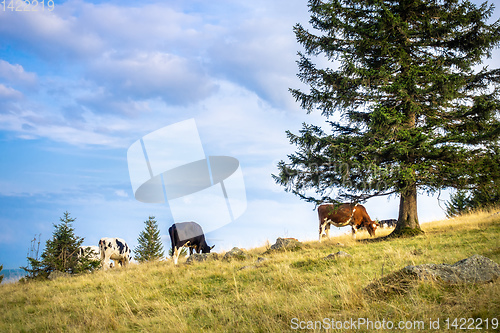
[21,212,100,280]
[134,216,165,263]
[275,0,500,236]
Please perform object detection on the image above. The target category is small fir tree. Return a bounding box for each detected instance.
[134,216,165,263]
[445,190,472,217]
[41,211,90,274]
[21,212,100,280]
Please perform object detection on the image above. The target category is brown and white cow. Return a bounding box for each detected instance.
[318,203,378,241]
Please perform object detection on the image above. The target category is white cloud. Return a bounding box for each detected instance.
[87,51,218,105]
[0,60,37,86]
[0,84,23,100]
[115,190,129,198]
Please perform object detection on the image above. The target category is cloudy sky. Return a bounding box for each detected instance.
[1,0,498,270]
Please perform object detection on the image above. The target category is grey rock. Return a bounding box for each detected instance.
[402,255,500,284]
[364,255,500,298]
[185,253,219,264]
[223,247,248,261]
[324,251,352,260]
[266,238,302,253]
[239,257,269,271]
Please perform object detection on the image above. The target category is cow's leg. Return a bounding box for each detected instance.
[173,246,180,265]
[122,255,129,268]
[325,224,331,239]
[103,257,111,270]
[351,226,357,239]
[319,222,327,242]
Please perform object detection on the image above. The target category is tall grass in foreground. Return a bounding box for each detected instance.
[1,210,499,332]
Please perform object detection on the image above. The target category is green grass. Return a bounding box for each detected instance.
[1,210,500,332]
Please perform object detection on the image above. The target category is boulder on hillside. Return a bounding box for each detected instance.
[265,238,302,253]
[185,253,219,264]
[401,254,500,284]
[365,255,500,298]
[223,247,248,261]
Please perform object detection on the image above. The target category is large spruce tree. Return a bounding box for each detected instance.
[275,0,500,236]
[134,216,165,262]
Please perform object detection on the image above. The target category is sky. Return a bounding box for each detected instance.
[1,0,499,270]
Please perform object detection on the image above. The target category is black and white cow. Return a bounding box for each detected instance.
[168,222,214,265]
[379,219,397,228]
[98,237,131,270]
[78,245,100,260]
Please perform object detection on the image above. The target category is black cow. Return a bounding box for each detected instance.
[168,222,214,265]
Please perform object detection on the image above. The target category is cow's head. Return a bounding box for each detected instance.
[365,221,379,237]
[201,244,215,253]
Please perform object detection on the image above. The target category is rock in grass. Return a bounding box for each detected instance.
[185,253,219,264]
[324,251,352,260]
[239,257,269,271]
[365,255,500,298]
[223,247,248,261]
[401,254,500,284]
[265,238,302,253]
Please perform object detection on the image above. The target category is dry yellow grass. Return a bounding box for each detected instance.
[1,209,499,332]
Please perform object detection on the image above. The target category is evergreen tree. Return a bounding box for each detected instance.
[41,211,81,273]
[446,175,500,217]
[275,0,500,237]
[134,216,165,262]
[445,190,472,217]
[21,212,99,280]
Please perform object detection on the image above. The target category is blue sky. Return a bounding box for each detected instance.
[1,0,499,270]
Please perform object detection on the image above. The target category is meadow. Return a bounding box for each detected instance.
[1,210,499,332]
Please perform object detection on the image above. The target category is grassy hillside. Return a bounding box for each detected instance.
[1,210,499,332]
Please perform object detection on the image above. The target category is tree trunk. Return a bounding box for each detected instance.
[390,184,424,237]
